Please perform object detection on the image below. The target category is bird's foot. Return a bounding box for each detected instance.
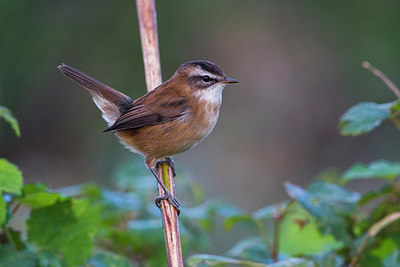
[155,192,180,215]
[156,157,176,177]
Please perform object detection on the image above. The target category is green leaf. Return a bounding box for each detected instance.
[267,258,315,267]
[19,183,63,208]
[343,160,400,181]
[22,183,48,195]
[0,245,37,267]
[27,199,100,267]
[0,196,6,225]
[20,191,62,208]
[87,251,133,267]
[187,255,314,267]
[358,185,393,206]
[127,219,165,250]
[227,237,272,264]
[285,182,359,247]
[338,101,396,136]
[187,254,267,267]
[0,106,20,137]
[370,237,397,261]
[253,202,288,221]
[279,204,342,256]
[383,249,400,267]
[37,251,62,267]
[223,214,256,231]
[285,182,323,217]
[0,158,23,194]
[310,252,344,267]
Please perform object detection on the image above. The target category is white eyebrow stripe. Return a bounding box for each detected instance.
[190,67,219,80]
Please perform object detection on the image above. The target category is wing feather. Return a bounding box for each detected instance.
[104,87,188,132]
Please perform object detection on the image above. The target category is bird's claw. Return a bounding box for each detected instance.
[156,157,176,177]
[155,192,180,215]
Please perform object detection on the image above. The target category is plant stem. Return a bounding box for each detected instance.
[390,116,400,133]
[255,219,272,253]
[271,207,280,262]
[349,212,400,267]
[362,61,400,100]
[135,1,183,266]
[3,227,16,251]
[271,201,294,262]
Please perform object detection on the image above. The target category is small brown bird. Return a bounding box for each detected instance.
[58,60,238,213]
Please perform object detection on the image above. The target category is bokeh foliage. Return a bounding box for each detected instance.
[1,85,400,266]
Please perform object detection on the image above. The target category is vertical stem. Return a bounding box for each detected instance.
[135,1,183,266]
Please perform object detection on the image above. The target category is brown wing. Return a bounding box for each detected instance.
[104,85,188,132]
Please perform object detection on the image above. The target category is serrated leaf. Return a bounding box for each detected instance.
[0,158,23,194]
[338,101,396,136]
[22,183,48,195]
[187,254,267,267]
[0,245,37,267]
[343,160,400,181]
[19,183,63,208]
[20,191,62,208]
[0,106,20,137]
[87,251,133,267]
[27,199,100,267]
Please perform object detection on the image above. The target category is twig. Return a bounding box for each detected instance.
[135,1,183,266]
[390,116,400,133]
[362,61,400,100]
[271,201,294,262]
[271,205,281,262]
[349,212,400,267]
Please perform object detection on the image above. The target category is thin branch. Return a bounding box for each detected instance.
[271,201,294,262]
[254,219,272,252]
[390,116,400,133]
[349,212,400,267]
[362,61,400,100]
[135,1,183,266]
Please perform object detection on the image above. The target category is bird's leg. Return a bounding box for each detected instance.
[156,157,176,177]
[146,161,180,215]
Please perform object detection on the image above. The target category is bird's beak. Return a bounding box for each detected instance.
[221,77,240,84]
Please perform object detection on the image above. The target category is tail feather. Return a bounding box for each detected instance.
[58,64,132,126]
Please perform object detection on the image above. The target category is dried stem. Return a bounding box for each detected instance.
[362,61,400,100]
[135,1,183,266]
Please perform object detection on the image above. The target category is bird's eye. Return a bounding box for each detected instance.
[202,75,212,82]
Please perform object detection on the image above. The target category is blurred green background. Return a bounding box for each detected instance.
[1,0,400,211]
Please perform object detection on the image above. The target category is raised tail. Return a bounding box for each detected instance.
[58,64,132,126]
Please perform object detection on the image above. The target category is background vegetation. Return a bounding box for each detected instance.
[1,1,400,266]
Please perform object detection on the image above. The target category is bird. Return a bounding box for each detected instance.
[58,60,239,213]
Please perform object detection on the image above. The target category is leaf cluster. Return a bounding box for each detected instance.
[2,63,400,267]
